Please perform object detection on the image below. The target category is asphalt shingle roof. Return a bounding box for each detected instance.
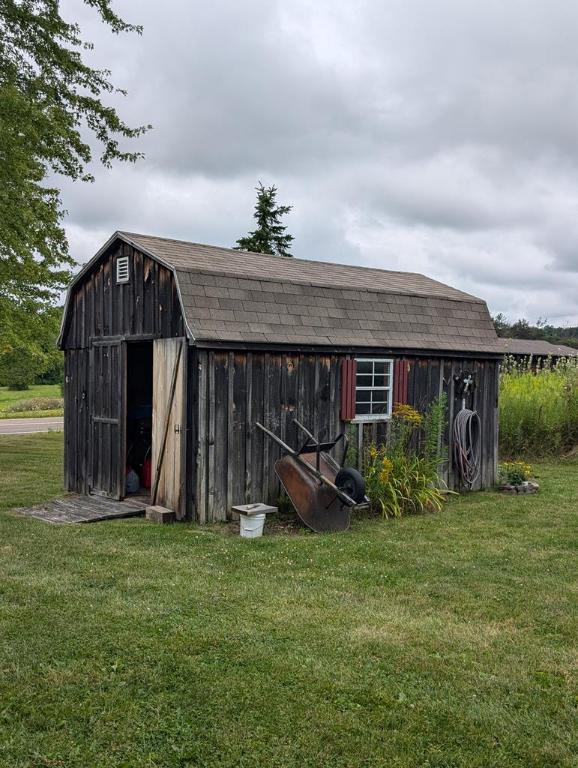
[499,338,578,357]
[119,231,503,354]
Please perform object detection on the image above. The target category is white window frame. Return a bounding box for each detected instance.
[353,358,394,422]
[116,255,130,284]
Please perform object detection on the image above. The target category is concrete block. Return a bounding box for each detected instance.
[146,505,176,524]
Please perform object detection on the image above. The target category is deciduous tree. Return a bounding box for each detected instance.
[0,0,149,311]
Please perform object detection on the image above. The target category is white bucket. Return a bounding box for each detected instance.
[239,512,266,538]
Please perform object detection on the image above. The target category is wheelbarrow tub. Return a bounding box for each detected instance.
[274,453,351,532]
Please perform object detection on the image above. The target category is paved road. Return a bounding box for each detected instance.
[0,417,64,435]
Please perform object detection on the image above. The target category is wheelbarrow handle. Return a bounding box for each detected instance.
[292,418,316,443]
[255,422,297,455]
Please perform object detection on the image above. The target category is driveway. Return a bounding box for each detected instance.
[0,417,64,435]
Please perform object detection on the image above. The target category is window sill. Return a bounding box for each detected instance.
[351,415,391,423]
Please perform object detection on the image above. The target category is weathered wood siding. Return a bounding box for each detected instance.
[88,340,126,499]
[152,338,188,518]
[193,351,342,522]
[60,242,185,350]
[193,352,499,522]
[62,242,186,495]
[63,348,90,494]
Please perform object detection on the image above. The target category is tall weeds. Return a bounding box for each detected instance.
[499,356,578,457]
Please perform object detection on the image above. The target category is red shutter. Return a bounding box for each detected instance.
[393,359,409,405]
[340,358,357,421]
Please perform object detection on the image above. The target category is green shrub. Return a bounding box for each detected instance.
[500,357,578,457]
[363,396,450,518]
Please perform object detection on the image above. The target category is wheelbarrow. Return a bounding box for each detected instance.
[255,419,368,532]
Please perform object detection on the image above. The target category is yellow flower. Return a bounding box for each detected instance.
[393,403,423,425]
[379,457,393,485]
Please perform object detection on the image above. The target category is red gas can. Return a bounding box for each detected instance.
[141,457,152,490]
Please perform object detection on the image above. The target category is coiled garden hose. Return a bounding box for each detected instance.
[453,408,481,488]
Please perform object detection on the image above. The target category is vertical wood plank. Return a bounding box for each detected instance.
[245,353,253,503]
[196,350,208,523]
[227,351,235,514]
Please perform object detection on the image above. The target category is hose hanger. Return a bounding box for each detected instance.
[452,372,481,489]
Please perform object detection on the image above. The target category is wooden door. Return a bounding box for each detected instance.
[89,340,126,499]
[152,338,187,519]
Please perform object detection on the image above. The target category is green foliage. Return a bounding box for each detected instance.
[422,394,447,473]
[235,181,294,257]
[364,445,447,518]
[0,0,148,338]
[499,357,578,457]
[363,396,450,518]
[0,303,63,387]
[498,460,533,486]
[0,343,44,390]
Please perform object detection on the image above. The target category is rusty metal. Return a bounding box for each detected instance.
[256,419,367,533]
[275,455,351,532]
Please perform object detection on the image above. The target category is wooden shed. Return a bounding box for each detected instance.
[58,231,503,522]
[499,338,578,363]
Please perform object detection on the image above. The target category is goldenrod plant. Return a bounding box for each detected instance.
[500,356,578,456]
[364,396,450,518]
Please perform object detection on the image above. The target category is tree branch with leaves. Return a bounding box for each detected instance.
[0,0,150,308]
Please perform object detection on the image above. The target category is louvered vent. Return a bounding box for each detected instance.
[116,256,129,284]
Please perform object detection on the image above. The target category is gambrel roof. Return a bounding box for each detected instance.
[499,338,578,358]
[62,231,503,354]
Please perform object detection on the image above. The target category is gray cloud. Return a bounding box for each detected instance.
[60,0,578,323]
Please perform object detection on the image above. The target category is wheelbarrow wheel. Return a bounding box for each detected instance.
[335,467,366,503]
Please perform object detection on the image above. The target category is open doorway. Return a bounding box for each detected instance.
[125,341,153,497]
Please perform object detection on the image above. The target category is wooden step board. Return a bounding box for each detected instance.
[13,494,149,524]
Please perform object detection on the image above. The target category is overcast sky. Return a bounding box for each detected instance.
[61,0,578,324]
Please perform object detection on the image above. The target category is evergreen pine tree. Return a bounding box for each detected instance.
[234,182,294,257]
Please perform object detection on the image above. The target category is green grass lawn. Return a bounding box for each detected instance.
[0,434,577,767]
[0,384,63,419]
[0,383,61,407]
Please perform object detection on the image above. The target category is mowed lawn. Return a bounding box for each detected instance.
[0,434,577,767]
[0,384,61,410]
[0,384,63,419]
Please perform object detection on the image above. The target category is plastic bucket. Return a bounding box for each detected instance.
[239,513,266,538]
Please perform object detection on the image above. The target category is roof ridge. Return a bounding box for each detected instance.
[171,263,485,305]
[118,230,433,281]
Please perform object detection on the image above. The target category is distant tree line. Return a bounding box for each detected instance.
[493,314,578,349]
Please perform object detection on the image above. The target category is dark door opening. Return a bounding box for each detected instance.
[126,341,153,497]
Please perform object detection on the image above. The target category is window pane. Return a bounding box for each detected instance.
[371,389,387,402]
[372,374,390,388]
[357,360,372,374]
[356,374,373,387]
[373,361,387,374]
[356,402,371,415]
[356,390,371,402]
[372,402,389,415]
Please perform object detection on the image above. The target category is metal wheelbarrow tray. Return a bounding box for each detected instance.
[256,419,368,532]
